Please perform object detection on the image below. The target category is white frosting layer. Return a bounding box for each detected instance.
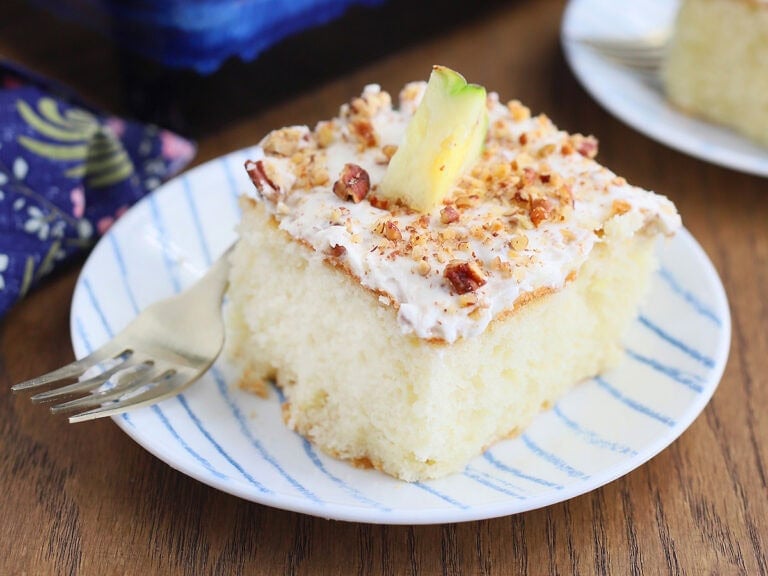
[245,84,681,343]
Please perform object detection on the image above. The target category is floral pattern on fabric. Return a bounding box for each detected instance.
[0,61,196,317]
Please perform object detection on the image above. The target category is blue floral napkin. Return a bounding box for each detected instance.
[0,61,195,318]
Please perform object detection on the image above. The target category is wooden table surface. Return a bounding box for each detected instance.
[1,0,766,574]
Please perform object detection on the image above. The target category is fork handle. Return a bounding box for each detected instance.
[187,244,234,303]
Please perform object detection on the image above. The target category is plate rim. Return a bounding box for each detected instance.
[69,148,732,524]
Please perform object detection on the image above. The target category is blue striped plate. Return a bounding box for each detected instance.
[70,147,730,524]
[561,0,768,177]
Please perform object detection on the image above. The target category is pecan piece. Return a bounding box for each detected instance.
[383,220,402,241]
[368,195,390,210]
[440,205,460,224]
[245,160,279,194]
[333,163,370,203]
[444,260,487,294]
[530,198,554,227]
[382,144,398,160]
[574,134,598,158]
[611,199,632,216]
[350,120,378,149]
[509,234,529,251]
[261,126,309,157]
[326,244,347,257]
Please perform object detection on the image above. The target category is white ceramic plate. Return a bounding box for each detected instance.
[561,0,768,177]
[70,149,730,524]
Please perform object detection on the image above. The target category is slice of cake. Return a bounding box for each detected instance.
[662,0,768,147]
[226,68,680,481]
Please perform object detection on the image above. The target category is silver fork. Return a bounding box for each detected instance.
[574,30,670,80]
[12,245,233,423]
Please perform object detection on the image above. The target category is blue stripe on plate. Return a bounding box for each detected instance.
[208,366,321,503]
[463,467,526,499]
[638,315,716,369]
[82,278,114,341]
[521,434,589,480]
[147,192,182,294]
[152,402,231,482]
[594,376,676,427]
[175,395,269,491]
[412,482,469,509]
[624,348,704,393]
[74,316,93,355]
[553,404,638,456]
[301,439,391,511]
[181,175,212,266]
[220,155,244,211]
[108,233,140,314]
[120,412,134,428]
[482,451,563,489]
[658,267,722,327]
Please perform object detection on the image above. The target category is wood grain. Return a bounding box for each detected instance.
[1,0,766,574]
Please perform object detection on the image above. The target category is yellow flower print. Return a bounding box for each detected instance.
[16,97,135,188]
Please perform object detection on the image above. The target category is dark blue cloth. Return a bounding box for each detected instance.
[0,61,195,317]
[33,0,385,74]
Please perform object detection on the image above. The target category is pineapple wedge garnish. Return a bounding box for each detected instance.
[379,66,488,212]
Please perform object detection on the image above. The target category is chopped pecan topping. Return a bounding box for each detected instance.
[611,199,632,216]
[346,89,392,120]
[245,160,279,194]
[458,293,479,308]
[327,244,347,257]
[507,99,531,122]
[333,163,370,203]
[314,121,336,148]
[440,205,460,224]
[414,260,431,276]
[530,198,554,227]
[573,134,599,158]
[444,260,487,294]
[398,82,426,114]
[347,97,368,117]
[350,120,378,149]
[261,126,310,157]
[509,234,529,251]
[556,184,574,207]
[491,255,514,278]
[383,220,402,241]
[511,152,534,171]
[521,166,537,186]
[455,194,480,209]
[369,195,390,210]
[382,144,398,160]
[536,143,557,158]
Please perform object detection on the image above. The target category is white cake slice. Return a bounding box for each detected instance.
[226,79,681,481]
[663,0,768,147]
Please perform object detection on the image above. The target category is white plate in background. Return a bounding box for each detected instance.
[561,0,768,177]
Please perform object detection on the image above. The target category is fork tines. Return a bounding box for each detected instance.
[12,345,184,423]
